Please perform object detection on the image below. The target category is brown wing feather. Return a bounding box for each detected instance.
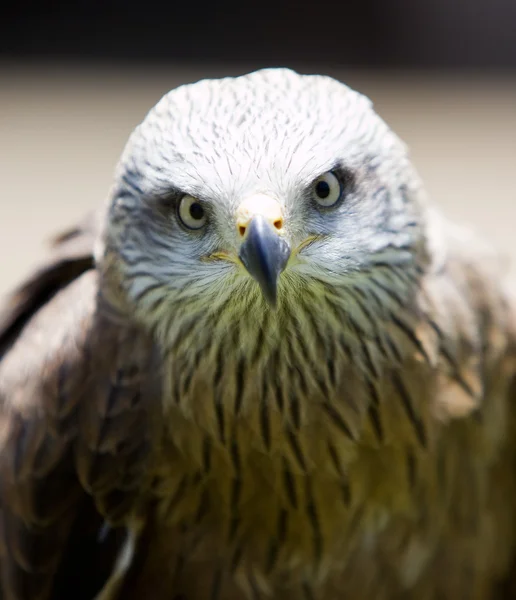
[0,216,162,599]
[0,213,97,359]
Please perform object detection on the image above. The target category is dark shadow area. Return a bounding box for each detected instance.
[1,0,515,70]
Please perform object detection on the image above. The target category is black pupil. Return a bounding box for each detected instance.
[189,202,204,220]
[315,180,331,199]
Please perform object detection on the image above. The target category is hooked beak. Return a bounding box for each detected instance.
[236,195,291,307]
[239,216,291,306]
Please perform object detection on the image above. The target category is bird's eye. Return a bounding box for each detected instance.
[178,195,207,230]
[311,171,342,208]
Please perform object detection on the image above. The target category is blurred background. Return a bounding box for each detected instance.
[0,0,515,294]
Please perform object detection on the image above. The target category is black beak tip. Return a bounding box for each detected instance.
[262,284,278,308]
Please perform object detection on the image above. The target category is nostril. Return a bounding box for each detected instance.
[273,218,283,230]
[239,225,247,237]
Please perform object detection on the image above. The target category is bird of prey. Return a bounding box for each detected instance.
[1,68,516,600]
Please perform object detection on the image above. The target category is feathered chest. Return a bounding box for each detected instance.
[146,335,445,593]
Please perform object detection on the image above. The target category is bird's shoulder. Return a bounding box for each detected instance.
[0,213,163,512]
[421,214,516,423]
[0,215,164,599]
[0,212,97,360]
